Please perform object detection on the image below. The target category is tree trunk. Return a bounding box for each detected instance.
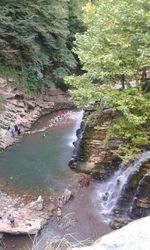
[141,67,147,83]
[121,75,125,90]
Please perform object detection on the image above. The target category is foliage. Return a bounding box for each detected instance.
[65,0,150,162]
[104,87,150,162]
[0,0,85,92]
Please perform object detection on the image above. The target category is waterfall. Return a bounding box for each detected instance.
[67,110,84,147]
[94,151,150,222]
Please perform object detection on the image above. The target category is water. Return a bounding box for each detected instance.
[93,151,150,223]
[0,109,112,250]
[0,110,83,196]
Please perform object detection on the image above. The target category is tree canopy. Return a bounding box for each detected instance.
[0,0,85,92]
[65,0,150,162]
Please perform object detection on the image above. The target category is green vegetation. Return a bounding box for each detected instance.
[0,0,85,92]
[65,0,150,162]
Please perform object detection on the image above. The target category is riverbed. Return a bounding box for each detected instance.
[0,110,111,250]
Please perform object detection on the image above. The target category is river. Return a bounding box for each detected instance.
[0,110,111,250]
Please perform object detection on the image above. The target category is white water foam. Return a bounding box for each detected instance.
[93,151,150,222]
[67,110,84,147]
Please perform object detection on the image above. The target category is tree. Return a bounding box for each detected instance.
[65,0,150,162]
[0,0,85,91]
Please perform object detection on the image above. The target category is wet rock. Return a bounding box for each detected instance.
[78,174,91,187]
[47,203,56,215]
[69,159,78,169]
[136,198,150,209]
[129,171,150,219]
[110,218,129,230]
[62,189,73,204]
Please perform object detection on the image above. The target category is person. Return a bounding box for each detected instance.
[17,127,21,135]
[7,214,15,228]
[56,207,62,222]
[14,124,21,135]
[14,124,19,133]
[57,197,64,208]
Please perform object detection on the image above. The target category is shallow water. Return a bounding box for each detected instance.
[0,111,83,197]
[0,110,111,250]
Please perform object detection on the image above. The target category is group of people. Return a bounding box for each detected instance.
[48,111,71,128]
[8,123,21,138]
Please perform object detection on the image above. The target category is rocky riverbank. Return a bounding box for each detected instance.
[0,188,73,237]
[0,192,49,235]
[0,77,75,150]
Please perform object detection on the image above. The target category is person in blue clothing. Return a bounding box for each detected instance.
[14,124,21,135]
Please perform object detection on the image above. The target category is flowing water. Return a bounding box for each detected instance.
[0,110,110,250]
[2,110,149,249]
[93,151,150,223]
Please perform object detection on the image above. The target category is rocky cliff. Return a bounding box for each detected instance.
[69,106,121,178]
[0,77,75,150]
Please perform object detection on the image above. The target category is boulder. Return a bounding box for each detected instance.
[62,189,73,204]
[110,218,129,230]
[47,203,56,215]
[0,195,49,235]
[73,215,150,250]
[27,195,43,211]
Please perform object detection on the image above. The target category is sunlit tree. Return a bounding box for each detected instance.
[65,0,150,162]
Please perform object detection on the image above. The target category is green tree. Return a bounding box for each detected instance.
[0,0,85,91]
[65,0,150,162]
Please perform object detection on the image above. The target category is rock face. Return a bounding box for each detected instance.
[0,78,75,150]
[128,160,150,219]
[0,194,49,235]
[73,215,150,250]
[69,107,121,177]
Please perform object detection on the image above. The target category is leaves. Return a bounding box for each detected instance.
[65,0,150,161]
[0,0,85,91]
